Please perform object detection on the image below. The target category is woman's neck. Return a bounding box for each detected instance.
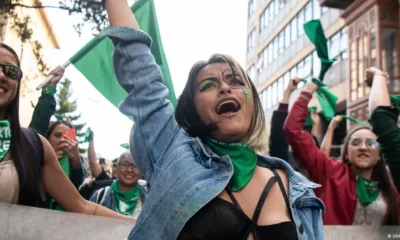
[118,181,137,192]
[353,167,374,180]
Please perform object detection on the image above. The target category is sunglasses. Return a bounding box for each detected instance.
[350,138,379,148]
[0,63,23,81]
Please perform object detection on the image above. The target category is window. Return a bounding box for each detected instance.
[270,1,275,18]
[248,0,256,19]
[268,44,273,64]
[312,0,321,19]
[284,72,290,89]
[272,82,278,105]
[263,90,268,110]
[382,28,398,78]
[273,38,278,59]
[297,11,304,36]
[305,2,312,22]
[247,30,256,52]
[291,18,297,42]
[263,47,268,68]
[330,32,340,59]
[290,66,297,78]
[297,60,304,78]
[278,32,284,53]
[278,77,284,101]
[340,28,348,59]
[267,87,272,108]
[304,55,312,77]
[247,65,256,81]
[284,25,291,48]
[268,5,273,23]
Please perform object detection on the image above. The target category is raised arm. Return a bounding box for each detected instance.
[366,67,391,114]
[40,135,134,220]
[86,129,103,178]
[366,67,400,191]
[283,79,340,184]
[103,0,181,180]
[269,78,299,161]
[321,115,343,156]
[29,67,64,136]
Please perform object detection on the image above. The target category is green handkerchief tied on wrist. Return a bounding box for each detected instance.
[305,106,317,126]
[0,119,11,161]
[301,78,338,120]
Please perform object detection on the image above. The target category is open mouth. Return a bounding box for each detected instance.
[215,99,241,115]
[357,153,370,158]
[0,85,8,93]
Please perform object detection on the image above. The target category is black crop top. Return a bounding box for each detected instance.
[178,169,298,240]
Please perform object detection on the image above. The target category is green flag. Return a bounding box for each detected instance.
[390,95,400,106]
[304,20,336,81]
[301,78,338,120]
[120,143,129,150]
[69,0,177,112]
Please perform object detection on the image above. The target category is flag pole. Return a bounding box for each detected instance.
[36,60,71,90]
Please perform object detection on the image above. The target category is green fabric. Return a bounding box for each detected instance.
[390,95,400,106]
[111,180,140,216]
[49,154,70,211]
[204,138,257,191]
[340,115,367,127]
[42,85,57,96]
[305,106,317,126]
[120,143,129,150]
[84,129,93,142]
[304,20,336,81]
[0,120,11,161]
[70,0,177,115]
[356,175,379,205]
[301,78,338,120]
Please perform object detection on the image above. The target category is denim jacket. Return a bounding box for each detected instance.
[101,27,325,240]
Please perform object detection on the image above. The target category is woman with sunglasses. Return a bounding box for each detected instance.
[283,77,400,225]
[0,43,133,220]
[366,67,400,192]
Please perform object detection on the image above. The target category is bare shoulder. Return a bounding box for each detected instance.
[38,135,57,164]
[275,169,290,193]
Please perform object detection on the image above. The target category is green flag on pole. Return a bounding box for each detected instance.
[69,0,177,112]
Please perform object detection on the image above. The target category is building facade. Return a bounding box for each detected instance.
[246,0,399,154]
[1,0,60,127]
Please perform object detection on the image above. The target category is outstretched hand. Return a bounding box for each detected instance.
[365,67,388,87]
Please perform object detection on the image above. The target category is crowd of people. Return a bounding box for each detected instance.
[0,0,399,239]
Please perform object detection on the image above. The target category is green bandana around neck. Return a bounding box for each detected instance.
[204,138,257,191]
[0,120,11,161]
[356,175,379,205]
[111,179,140,216]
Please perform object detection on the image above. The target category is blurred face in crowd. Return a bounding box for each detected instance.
[0,48,20,109]
[112,161,118,179]
[117,155,141,187]
[346,129,380,170]
[48,123,73,159]
[194,62,254,142]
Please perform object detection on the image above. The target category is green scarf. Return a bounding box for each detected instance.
[340,115,367,127]
[0,120,11,161]
[305,106,317,126]
[49,154,70,211]
[111,180,140,216]
[356,176,379,205]
[204,138,257,191]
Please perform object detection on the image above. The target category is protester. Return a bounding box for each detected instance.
[102,1,324,239]
[283,77,400,225]
[269,77,319,179]
[90,151,147,218]
[0,42,133,220]
[366,67,400,192]
[79,128,115,199]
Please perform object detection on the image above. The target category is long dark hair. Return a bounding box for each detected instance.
[0,43,41,206]
[175,54,266,150]
[341,126,399,225]
[46,120,74,139]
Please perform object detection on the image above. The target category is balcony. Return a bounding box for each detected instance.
[319,0,355,10]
